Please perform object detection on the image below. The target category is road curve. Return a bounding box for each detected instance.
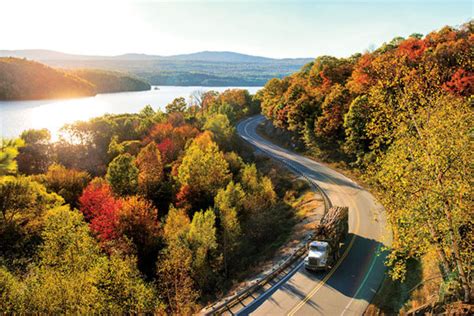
[236,115,390,316]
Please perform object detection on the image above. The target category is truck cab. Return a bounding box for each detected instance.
[304,241,331,271]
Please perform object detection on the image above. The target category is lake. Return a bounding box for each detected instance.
[0,86,262,140]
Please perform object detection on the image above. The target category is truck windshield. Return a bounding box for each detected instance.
[310,244,326,251]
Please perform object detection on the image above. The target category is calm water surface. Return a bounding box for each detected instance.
[0,86,261,140]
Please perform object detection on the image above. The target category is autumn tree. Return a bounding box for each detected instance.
[0,138,24,175]
[0,176,63,264]
[148,123,174,144]
[117,196,161,276]
[106,153,138,196]
[157,138,177,164]
[315,84,351,144]
[157,206,198,314]
[176,132,231,210]
[257,78,290,127]
[13,206,161,313]
[40,164,90,208]
[136,142,163,199]
[79,179,122,243]
[372,96,472,302]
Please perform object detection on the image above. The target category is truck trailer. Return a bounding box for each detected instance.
[304,206,349,271]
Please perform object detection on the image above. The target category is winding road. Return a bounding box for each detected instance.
[236,115,390,316]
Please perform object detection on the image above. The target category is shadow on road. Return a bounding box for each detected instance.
[240,234,396,315]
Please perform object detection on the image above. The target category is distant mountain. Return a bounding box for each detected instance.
[0,49,314,86]
[0,49,104,61]
[0,49,312,63]
[166,51,273,63]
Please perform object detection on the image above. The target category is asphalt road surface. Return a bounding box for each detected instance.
[236,115,390,316]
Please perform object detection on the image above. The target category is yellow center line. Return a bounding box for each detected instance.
[287,177,361,316]
[241,118,362,316]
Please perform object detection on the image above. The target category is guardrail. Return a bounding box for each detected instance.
[202,233,313,315]
[201,118,332,315]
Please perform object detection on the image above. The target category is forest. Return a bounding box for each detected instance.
[68,69,151,93]
[257,22,472,306]
[0,88,304,313]
[1,21,472,313]
[0,58,150,100]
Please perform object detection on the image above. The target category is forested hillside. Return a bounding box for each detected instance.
[0,58,150,100]
[257,22,473,308]
[0,58,95,100]
[69,69,151,93]
[0,89,307,313]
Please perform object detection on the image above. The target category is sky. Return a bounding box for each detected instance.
[1,0,471,58]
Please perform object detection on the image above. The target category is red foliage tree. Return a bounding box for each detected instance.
[78,179,122,242]
[443,68,474,97]
[148,123,174,144]
[173,125,200,149]
[175,184,192,209]
[157,138,177,164]
[398,38,427,60]
[347,54,374,94]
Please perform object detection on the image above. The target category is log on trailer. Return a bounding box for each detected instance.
[313,206,349,262]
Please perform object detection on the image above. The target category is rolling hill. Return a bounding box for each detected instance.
[0,50,313,86]
[0,58,151,100]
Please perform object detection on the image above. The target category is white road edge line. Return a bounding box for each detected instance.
[238,116,382,316]
[236,261,305,316]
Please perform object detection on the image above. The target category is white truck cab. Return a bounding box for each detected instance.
[304,241,331,271]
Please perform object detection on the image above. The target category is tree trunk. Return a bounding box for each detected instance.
[444,203,471,303]
[427,220,451,277]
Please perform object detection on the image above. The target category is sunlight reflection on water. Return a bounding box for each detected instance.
[0,86,261,140]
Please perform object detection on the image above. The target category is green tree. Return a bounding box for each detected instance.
[166,97,187,113]
[17,129,52,175]
[203,114,235,150]
[188,209,218,290]
[343,95,373,165]
[0,138,24,175]
[215,181,244,276]
[106,153,138,196]
[240,163,276,212]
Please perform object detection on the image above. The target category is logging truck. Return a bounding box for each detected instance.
[304,206,349,271]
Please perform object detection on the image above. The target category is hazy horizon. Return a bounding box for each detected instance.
[0,48,314,60]
[2,0,471,59]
